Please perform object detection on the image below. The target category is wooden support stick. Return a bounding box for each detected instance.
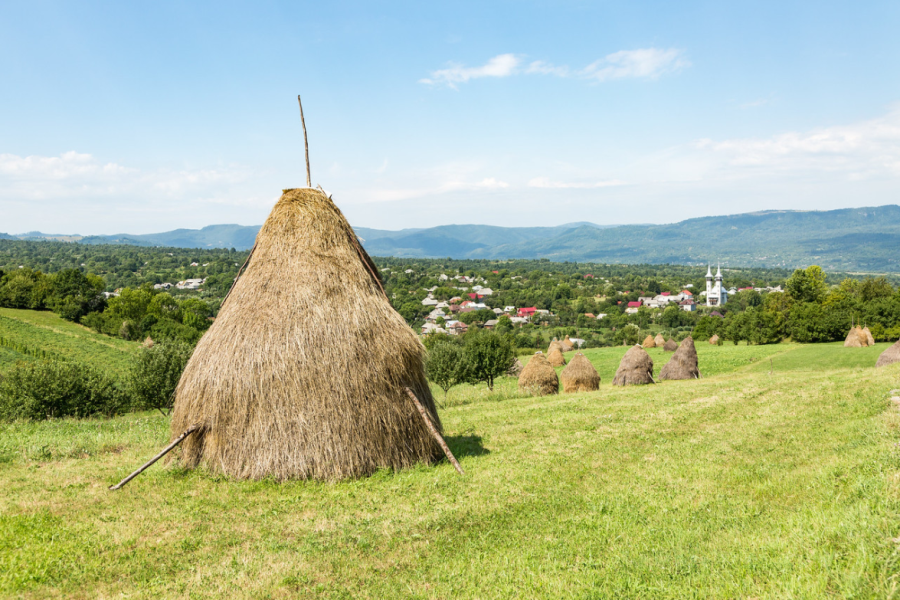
[109,424,200,491]
[298,95,311,187]
[404,387,464,475]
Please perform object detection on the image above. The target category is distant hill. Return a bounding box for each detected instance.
[9,205,900,271]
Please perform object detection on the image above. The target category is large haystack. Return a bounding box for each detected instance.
[642,335,656,349]
[663,338,678,352]
[654,333,666,347]
[876,340,900,368]
[709,334,719,345]
[561,336,575,352]
[613,345,655,386]
[518,352,559,396]
[862,327,875,346]
[547,346,567,367]
[844,326,866,348]
[660,336,701,380]
[169,188,442,481]
[560,353,600,393]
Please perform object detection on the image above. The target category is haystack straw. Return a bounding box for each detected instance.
[660,336,701,380]
[663,338,678,352]
[642,335,656,349]
[862,327,875,346]
[654,333,665,347]
[560,353,600,393]
[548,340,564,354]
[547,346,567,367]
[561,336,575,352]
[142,336,155,348]
[876,340,900,368]
[843,326,866,348]
[168,188,442,481]
[507,358,524,377]
[613,345,655,385]
[709,334,719,345]
[518,352,559,396]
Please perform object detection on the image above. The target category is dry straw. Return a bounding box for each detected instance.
[518,352,559,396]
[654,333,665,347]
[862,327,876,346]
[560,353,600,393]
[660,336,701,380]
[613,345,655,385]
[547,346,567,367]
[548,340,564,354]
[876,340,900,367]
[843,326,867,348]
[168,187,443,481]
[561,336,575,352]
[709,334,720,345]
[663,338,678,352]
[642,335,656,349]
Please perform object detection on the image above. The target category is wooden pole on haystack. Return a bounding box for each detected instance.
[404,387,464,475]
[108,424,200,490]
[298,95,311,187]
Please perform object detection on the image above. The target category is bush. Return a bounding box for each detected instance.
[425,341,473,402]
[128,341,193,415]
[0,360,125,421]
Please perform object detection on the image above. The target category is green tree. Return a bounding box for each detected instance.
[425,342,473,402]
[463,330,516,391]
[128,341,193,416]
[785,265,827,303]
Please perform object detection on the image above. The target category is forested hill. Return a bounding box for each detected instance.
[4,205,900,271]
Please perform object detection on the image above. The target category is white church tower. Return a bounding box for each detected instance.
[705,264,728,307]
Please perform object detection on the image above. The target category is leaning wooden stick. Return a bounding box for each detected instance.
[109,424,200,490]
[297,95,311,187]
[404,387,464,475]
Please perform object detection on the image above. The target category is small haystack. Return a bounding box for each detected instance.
[642,335,656,349]
[663,338,678,352]
[844,326,867,348]
[613,345,655,385]
[560,353,600,393]
[507,358,524,377]
[141,336,155,348]
[548,340,564,354]
[862,327,875,346]
[660,336,701,380]
[168,187,443,481]
[654,333,665,347]
[561,335,575,352]
[547,346,567,367]
[876,340,900,368]
[709,334,720,345]
[518,352,559,396]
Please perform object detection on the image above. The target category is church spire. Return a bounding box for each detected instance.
[706,264,713,279]
[715,263,722,280]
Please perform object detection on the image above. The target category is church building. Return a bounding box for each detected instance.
[706,265,727,306]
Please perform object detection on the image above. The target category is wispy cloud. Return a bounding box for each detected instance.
[419,54,520,89]
[422,48,688,88]
[528,177,626,189]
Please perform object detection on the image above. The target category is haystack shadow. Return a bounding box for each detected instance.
[445,434,490,459]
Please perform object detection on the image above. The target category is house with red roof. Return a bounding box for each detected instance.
[517,307,537,318]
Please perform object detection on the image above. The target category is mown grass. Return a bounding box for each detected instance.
[0,308,139,379]
[2,343,900,598]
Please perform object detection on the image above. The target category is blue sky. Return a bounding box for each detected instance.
[1,1,899,234]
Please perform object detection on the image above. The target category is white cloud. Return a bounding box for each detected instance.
[528,177,626,189]
[419,54,520,89]
[423,48,688,88]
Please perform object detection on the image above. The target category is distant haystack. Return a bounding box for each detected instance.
[876,340,900,368]
[642,335,656,349]
[548,340,564,354]
[507,358,524,377]
[518,352,559,396]
[560,353,600,393]
[862,327,876,346]
[168,188,442,481]
[142,336,155,348]
[844,326,867,348]
[709,334,720,345]
[660,336,701,380]
[547,346,567,367]
[663,338,678,352]
[561,336,576,352]
[654,333,665,347]
[613,345,655,386]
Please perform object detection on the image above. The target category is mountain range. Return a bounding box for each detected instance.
[4,205,899,272]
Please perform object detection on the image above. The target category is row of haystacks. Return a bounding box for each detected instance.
[844,326,875,347]
[641,334,679,351]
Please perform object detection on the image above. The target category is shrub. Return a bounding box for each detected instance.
[426,341,473,402]
[0,360,125,421]
[128,341,193,415]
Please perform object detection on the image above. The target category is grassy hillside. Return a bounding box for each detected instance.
[2,343,899,598]
[0,308,140,379]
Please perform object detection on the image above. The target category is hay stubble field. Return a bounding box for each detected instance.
[2,342,900,598]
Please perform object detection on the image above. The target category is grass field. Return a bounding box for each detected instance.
[0,308,139,379]
[2,341,900,598]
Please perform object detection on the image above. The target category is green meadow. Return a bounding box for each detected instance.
[1,339,900,598]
